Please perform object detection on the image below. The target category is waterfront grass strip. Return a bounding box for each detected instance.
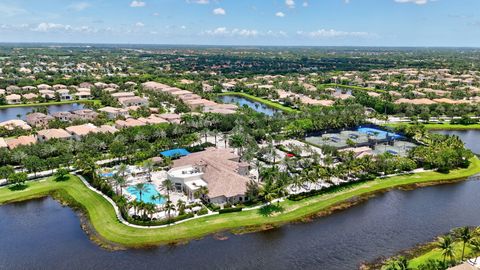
[384,122,480,130]
[0,157,479,247]
[218,92,298,113]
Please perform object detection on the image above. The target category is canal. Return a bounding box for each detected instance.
[0,130,479,270]
[218,95,279,116]
[0,103,85,122]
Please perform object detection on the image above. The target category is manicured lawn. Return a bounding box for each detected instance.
[218,92,299,113]
[408,241,475,268]
[385,122,480,130]
[1,157,480,247]
[0,100,101,109]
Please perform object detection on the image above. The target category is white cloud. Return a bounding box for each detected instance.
[394,0,429,5]
[32,23,71,32]
[202,28,289,38]
[30,22,98,33]
[275,12,285,17]
[203,27,259,38]
[135,22,145,27]
[152,12,160,16]
[213,8,226,15]
[297,29,373,38]
[187,0,209,4]
[68,2,91,11]
[0,4,28,17]
[302,2,309,7]
[130,1,146,7]
[286,0,295,8]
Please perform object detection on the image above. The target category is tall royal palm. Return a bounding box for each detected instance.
[455,226,473,261]
[132,183,149,202]
[438,235,455,265]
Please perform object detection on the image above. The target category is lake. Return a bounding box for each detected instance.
[0,103,85,122]
[219,95,279,116]
[0,129,479,270]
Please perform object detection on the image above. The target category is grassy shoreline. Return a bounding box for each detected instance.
[1,157,480,248]
[0,100,101,109]
[218,92,298,113]
[384,122,480,130]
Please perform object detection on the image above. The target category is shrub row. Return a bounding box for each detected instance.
[126,213,195,226]
[218,207,243,214]
[288,179,369,201]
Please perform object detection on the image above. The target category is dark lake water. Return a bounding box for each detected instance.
[0,103,84,122]
[219,95,278,116]
[432,129,480,154]
[0,130,479,270]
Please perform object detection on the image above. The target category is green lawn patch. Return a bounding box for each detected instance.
[385,122,480,130]
[1,157,479,248]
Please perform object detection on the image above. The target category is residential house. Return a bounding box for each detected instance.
[115,118,146,129]
[6,86,21,93]
[111,92,135,100]
[158,113,181,124]
[138,115,169,125]
[52,111,73,122]
[56,89,73,101]
[75,90,92,100]
[52,84,67,90]
[37,84,51,90]
[118,96,148,107]
[22,93,38,102]
[0,138,7,148]
[169,148,250,204]
[0,120,31,130]
[66,124,98,140]
[72,109,98,121]
[26,113,54,127]
[39,89,55,99]
[37,129,71,141]
[5,94,21,104]
[6,135,37,149]
[98,106,129,119]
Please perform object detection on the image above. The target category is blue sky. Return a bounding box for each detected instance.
[0,0,479,46]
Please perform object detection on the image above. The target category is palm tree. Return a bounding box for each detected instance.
[163,200,175,219]
[438,235,455,265]
[142,159,154,182]
[162,179,174,200]
[117,163,128,178]
[194,186,209,201]
[112,173,126,195]
[130,200,139,216]
[455,227,473,261]
[470,238,480,263]
[176,199,186,215]
[144,203,156,220]
[131,183,150,202]
[259,180,277,204]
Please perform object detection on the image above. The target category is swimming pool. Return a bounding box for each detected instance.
[160,148,191,158]
[357,127,402,140]
[126,183,166,205]
[100,172,114,178]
